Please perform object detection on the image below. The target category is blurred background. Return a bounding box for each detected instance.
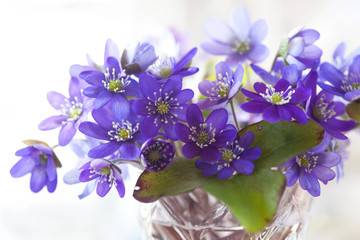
[1,0,360,239]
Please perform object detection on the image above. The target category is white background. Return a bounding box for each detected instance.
[1,0,360,239]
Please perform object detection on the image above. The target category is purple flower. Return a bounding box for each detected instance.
[195,131,261,179]
[79,159,125,198]
[80,56,141,119]
[132,75,194,140]
[38,77,91,146]
[305,72,356,140]
[251,63,301,88]
[319,55,360,101]
[241,79,311,124]
[197,62,244,110]
[10,141,59,193]
[63,137,129,199]
[283,134,341,197]
[174,104,237,162]
[140,138,175,172]
[121,42,158,75]
[282,27,322,71]
[332,42,360,72]
[146,47,199,83]
[201,5,269,66]
[71,39,121,89]
[78,107,145,160]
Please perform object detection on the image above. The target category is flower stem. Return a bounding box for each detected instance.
[270,52,280,72]
[229,98,240,131]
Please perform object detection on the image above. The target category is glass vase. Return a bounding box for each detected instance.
[140,183,314,240]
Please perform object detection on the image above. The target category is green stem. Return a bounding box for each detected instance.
[270,52,280,72]
[229,98,240,131]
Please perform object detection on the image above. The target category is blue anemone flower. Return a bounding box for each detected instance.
[132,75,194,140]
[195,131,261,179]
[197,61,244,110]
[174,104,237,162]
[201,5,269,66]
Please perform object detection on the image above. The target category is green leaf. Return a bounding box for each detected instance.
[133,120,324,233]
[133,157,205,202]
[242,120,325,169]
[203,169,285,233]
[346,101,360,122]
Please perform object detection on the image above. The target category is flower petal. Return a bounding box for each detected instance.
[200,147,220,162]
[96,177,112,197]
[230,5,251,40]
[174,123,192,143]
[30,166,47,193]
[312,166,336,182]
[250,19,268,42]
[88,141,120,158]
[79,122,109,140]
[139,74,161,100]
[140,115,161,138]
[47,91,66,110]
[241,146,262,161]
[233,160,254,175]
[203,18,235,43]
[263,106,281,122]
[182,142,200,158]
[247,43,269,63]
[285,166,299,187]
[241,100,269,113]
[110,94,130,121]
[10,157,35,178]
[94,90,112,109]
[58,123,77,146]
[205,108,228,132]
[119,142,140,160]
[38,115,67,130]
[186,104,204,127]
[217,167,235,179]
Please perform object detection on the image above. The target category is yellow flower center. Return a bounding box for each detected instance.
[160,68,172,79]
[149,151,160,161]
[221,149,234,162]
[108,79,122,92]
[198,131,209,144]
[117,128,131,140]
[271,93,282,104]
[101,166,111,175]
[157,102,170,115]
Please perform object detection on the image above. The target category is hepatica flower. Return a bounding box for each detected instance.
[121,42,158,75]
[132,75,194,140]
[202,5,269,66]
[10,141,59,193]
[281,27,322,71]
[79,159,125,198]
[38,77,90,146]
[283,134,341,197]
[319,55,360,101]
[332,42,360,72]
[146,47,199,83]
[251,63,301,87]
[79,107,144,160]
[80,57,141,118]
[305,73,356,139]
[241,79,311,124]
[174,104,237,162]
[198,62,244,110]
[195,131,261,179]
[140,138,175,172]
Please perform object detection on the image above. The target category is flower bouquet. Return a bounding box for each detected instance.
[10,5,359,239]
